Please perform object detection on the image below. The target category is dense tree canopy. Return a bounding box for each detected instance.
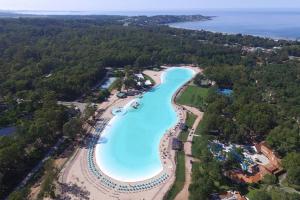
[190,51,300,199]
[0,16,299,199]
[0,18,245,101]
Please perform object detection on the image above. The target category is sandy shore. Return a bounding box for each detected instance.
[143,69,162,86]
[58,66,200,200]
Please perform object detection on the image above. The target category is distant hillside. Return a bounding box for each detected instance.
[124,15,211,26]
[0,12,211,25]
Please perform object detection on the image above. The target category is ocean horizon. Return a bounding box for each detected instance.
[3,8,300,40]
[169,9,300,40]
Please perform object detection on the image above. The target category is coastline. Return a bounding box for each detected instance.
[168,11,300,41]
[169,22,297,41]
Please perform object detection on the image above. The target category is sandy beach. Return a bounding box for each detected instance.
[58,66,199,200]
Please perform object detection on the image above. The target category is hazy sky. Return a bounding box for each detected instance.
[0,0,299,11]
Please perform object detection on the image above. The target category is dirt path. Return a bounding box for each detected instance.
[174,106,203,200]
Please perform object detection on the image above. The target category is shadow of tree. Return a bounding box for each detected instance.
[58,182,90,200]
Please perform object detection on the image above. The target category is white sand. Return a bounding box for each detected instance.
[58,66,200,200]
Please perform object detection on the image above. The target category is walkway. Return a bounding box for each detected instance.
[57,101,88,113]
[174,106,203,200]
[278,173,300,194]
[9,138,65,198]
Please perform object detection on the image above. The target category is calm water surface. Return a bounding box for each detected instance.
[96,67,194,182]
[15,9,300,40]
[169,10,300,40]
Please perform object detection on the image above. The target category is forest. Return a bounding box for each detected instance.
[1,17,298,101]
[189,59,300,199]
[0,16,299,199]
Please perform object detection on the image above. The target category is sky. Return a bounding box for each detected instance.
[0,0,299,11]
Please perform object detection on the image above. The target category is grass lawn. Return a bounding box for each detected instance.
[176,85,209,109]
[164,151,185,200]
[192,136,202,157]
[191,120,209,157]
[179,112,196,142]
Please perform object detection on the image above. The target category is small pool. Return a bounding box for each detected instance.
[218,88,233,96]
[96,67,195,182]
[0,127,16,137]
[100,77,117,89]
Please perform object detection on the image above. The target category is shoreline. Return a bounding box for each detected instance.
[59,65,200,200]
[168,17,299,41]
[95,66,195,182]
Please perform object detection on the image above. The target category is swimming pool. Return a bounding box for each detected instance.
[95,67,195,182]
[218,88,233,96]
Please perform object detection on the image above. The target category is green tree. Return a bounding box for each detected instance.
[263,174,277,185]
[248,190,271,200]
[8,189,27,200]
[189,177,215,200]
[282,153,300,170]
[98,89,110,102]
[63,117,83,140]
[266,125,299,156]
[287,167,300,186]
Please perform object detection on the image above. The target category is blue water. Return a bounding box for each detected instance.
[0,127,16,137]
[218,88,233,96]
[169,9,300,40]
[100,77,117,89]
[96,67,194,182]
[13,9,300,40]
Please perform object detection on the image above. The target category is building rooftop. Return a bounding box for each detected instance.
[172,138,183,151]
[135,74,145,80]
[217,191,247,200]
[117,92,127,98]
[145,80,152,86]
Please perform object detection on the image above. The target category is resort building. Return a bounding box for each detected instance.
[212,191,248,200]
[135,73,145,80]
[225,166,268,183]
[210,140,283,184]
[117,92,127,98]
[254,141,283,175]
[145,80,152,86]
[198,79,216,87]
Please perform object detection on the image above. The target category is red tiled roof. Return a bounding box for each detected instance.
[219,191,247,200]
[225,165,270,183]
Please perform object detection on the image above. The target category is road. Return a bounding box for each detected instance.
[7,138,65,199]
[174,106,203,200]
[57,101,88,113]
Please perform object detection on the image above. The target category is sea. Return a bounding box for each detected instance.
[169,9,300,41]
[10,9,300,40]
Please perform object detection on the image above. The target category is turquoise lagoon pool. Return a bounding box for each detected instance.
[95,67,194,182]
